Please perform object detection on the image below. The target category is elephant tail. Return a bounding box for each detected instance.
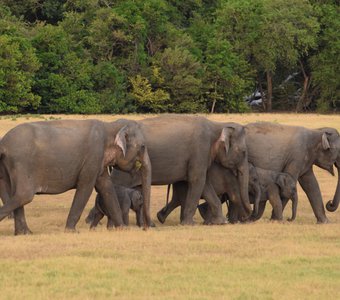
[166,184,172,206]
[0,148,14,198]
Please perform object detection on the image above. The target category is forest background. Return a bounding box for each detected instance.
[0,0,338,114]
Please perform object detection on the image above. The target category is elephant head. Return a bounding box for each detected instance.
[276,172,297,200]
[213,124,251,218]
[248,164,261,217]
[105,120,152,229]
[315,128,340,212]
[130,190,143,211]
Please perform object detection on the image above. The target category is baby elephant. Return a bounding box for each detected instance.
[197,164,298,223]
[86,185,144,228]
[249,165,298,221]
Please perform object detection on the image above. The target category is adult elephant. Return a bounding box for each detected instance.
[0,119,152,235]
[200,122,340,223]
[156,162,254,225]
[92,115,251,225]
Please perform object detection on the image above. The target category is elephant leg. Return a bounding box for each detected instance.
[268,185,283,221]
[65,184,95,232]
[281,197,290,211]
[201,183,226,224]
[65,168,99,232]
[197,202,214,223]
[90,210,105,230]
[227,201,238,223]
[157,182,185,224]
[122,211,129,226]
[14,206,32,235]
[299,169,328,223]
[136,209,155,227]
[85,205,101,225]
[180,176,206,225]
[250,201,266,222]
[136,209,143,227]
[95,174,123,229]
[227,189,249,222]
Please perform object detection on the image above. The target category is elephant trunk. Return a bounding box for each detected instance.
[141,148,152,229]
[252,183,261,218]
[326,161,340,212]
[290,192,298,221]
[238,160,252,219]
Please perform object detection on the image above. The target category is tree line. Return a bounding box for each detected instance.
[0,0,338,114]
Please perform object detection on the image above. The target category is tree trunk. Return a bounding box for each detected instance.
[266,71,273,111]
[210,81,217,113]
[257,73,266,111]
[296,60,309,112]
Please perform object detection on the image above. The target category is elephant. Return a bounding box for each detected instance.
[88,115,252,227]
[157,163,298,224]
[199,122,340,223]
[156,163,249,224]
[249,166,298,221]
[0,119,152,235]
[86,185,145,227]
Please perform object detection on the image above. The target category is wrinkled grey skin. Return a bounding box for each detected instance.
[248,166,298,221]
[157,162,250,225]
[86,185,145,227]
[238,123,340,223]
[88,115,251,226]
[318,128,340,214]
[159,164,297,224]
[0,119,152,235]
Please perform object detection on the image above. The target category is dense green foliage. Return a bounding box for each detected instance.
[0,0,338,113]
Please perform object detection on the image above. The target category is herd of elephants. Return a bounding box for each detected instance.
[0,115,339,235]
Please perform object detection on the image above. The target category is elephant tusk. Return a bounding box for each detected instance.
[107,166,114,176]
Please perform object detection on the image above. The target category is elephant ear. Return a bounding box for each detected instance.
[276,173,287,190]
[131,191,143,210]
[115,126,128,157]
[219,127,234,156]
[322,133,331,150]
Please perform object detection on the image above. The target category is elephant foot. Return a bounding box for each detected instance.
[106,224,127,231]
[246,217,257,223]
[316,218,329,224]
[270,218,283,223]
[156,211,166,224]
[64,227,79,233]
[197,203,209,220]
[85,215,92,224]
[14,227,33,236]
[204,216,228,225]
[227,214,240,224]
[180,219,196,226]
[287,217,295,222]
[150,221,156,227]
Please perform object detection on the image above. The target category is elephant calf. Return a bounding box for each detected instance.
[248,165,298,221]
[198,164,298,223]
[86,185,144,228]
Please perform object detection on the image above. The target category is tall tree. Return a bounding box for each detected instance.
[0,6,40,113]
[216,0,319,111]
[310,3,340,111]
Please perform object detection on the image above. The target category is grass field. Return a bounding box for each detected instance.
[0,113,340,299]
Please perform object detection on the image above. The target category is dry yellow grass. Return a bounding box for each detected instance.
[0,113,339,299]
